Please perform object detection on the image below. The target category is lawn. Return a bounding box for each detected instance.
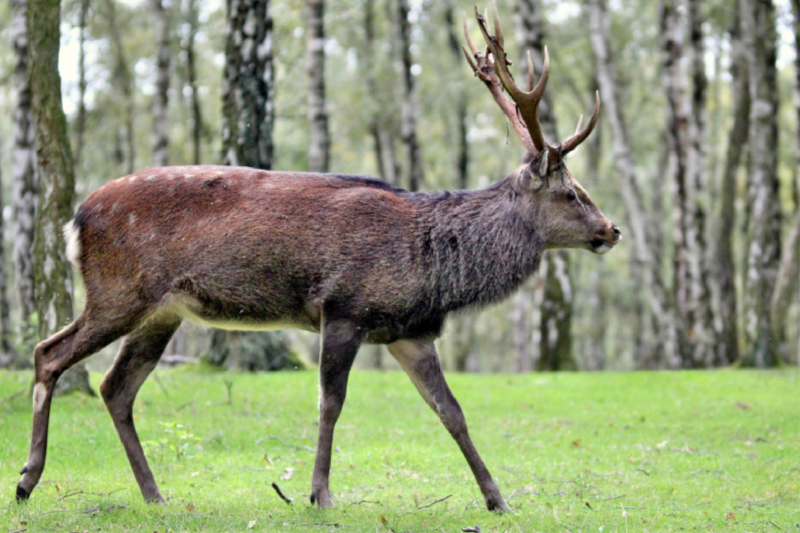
[1,368,798,532]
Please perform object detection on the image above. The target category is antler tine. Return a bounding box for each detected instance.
[526,51,535,92]
[574,115,583,135]
[463,13,478,55]
[561,91,600,155]
[491,0,504,49]
[476,2,549,152]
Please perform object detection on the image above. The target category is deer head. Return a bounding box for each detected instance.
[463,3,621,254]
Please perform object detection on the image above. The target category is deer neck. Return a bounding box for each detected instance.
[413,180,544,314]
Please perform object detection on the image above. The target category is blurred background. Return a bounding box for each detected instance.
[0,0,797,389]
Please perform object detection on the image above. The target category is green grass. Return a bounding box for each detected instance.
[1,369,798,532]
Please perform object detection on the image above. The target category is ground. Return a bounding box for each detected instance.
[1,368,798,532]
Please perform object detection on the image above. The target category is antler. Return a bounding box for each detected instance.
[464,2,600,157]
[462,14,538,154]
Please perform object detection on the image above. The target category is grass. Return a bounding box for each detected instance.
[1,368,798,532]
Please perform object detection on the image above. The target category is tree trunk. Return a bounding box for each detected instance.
[151,0,171,166]
[365,0,399,185]
[28,0,94,395]
[74,0,90,172]
[517,0,574,371]
[716,5,748,366]
[588,0,681,368]
[443,0,468,190]
[306,0,330,173]
[103,0,136,174]
[685,0,716,366]
[395,0,423,191]
[184,0,203,165]
[209,0,290,370]
[770,0,800,359]
[11,0,37,367]
[740,0,783,367]
[0,144,16,367]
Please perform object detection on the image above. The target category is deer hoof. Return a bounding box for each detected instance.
[310,489,334,508]
[16,484,30,502]
[486,496,512,513]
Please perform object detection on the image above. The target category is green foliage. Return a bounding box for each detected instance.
[2,368,798,531]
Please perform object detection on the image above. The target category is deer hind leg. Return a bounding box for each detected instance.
[310,316,363,508]
[387,338,510,513]
[17,310,143,502]
[99,316,181,503]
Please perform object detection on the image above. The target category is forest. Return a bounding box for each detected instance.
[0,0,798,392]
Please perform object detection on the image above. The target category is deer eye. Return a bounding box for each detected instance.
[566,190,577,202]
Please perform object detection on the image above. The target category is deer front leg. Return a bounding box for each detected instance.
[388,338,511,513]
[310,317,363,508]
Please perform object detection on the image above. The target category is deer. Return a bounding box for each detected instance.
[16,3,620,513]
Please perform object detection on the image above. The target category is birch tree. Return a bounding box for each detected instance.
[517,0,575,371]
[740,0,783,366]
[151,0,171,166]
[306,0,330,173]
[29,0,93,394]
[716,4,748,365]
[207,0,291,370]
[588,0,682,368]
[395,0,423,191]
[11,0,37,365]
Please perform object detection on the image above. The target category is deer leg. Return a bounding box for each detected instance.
[388,338,510,513]
[17,311,141,501]
[99,317,181,503]
[310,317,363,508]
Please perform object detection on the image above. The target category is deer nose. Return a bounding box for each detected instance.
[612,226,621,237]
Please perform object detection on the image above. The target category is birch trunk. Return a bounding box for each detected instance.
[11,0,37,365]
[716,5,748,366]
[103,0,136,174]
[0,143,17,367]
[517,0,574,371]
[151,0,171,167]
[184,0,203,165]
[29,0,93,394]
[306,0,330,173]
[770,0,800,359]
[209,0,290,370]
[365,0,399,185]
[395,0,423,191]
[740,0,783,367]
[74,0,90,171]
[589,0,681,368]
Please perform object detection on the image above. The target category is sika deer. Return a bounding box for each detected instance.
[17,3,620,512]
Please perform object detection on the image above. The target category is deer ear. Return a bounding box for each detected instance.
[538,148,549,178]
[518,164,544,191]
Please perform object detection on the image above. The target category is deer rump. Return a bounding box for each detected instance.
[68,165,539,345]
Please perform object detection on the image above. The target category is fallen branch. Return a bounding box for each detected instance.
[271,482,293,505]
[593,494,626,502]
[417,494,451,509]
[462,526,482,533]
[57,488,124,501]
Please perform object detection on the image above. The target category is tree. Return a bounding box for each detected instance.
[207,0,293,370]
[74,0,90,171]
[0,136,16,368]
[588,0,682,368]
[716,3,748,366]
[740,0,783,366]
[9,0,37,368]
[306,0,330,173]
[659,0,714,367]
[517,0,575,371]
[395,0,423,191]
[28,0,94,395]
[151,0,171,166]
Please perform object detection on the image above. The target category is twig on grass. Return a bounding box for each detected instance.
[636,468,650,476]
[9,529,27,533]
[593,494,626,502]
[271,482,293,505]
[349,499,383,506]
[417,494,452,509]
[57,488,125,501]
[462,526,482,533]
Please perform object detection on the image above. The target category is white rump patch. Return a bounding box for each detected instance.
[63,220,81,270]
